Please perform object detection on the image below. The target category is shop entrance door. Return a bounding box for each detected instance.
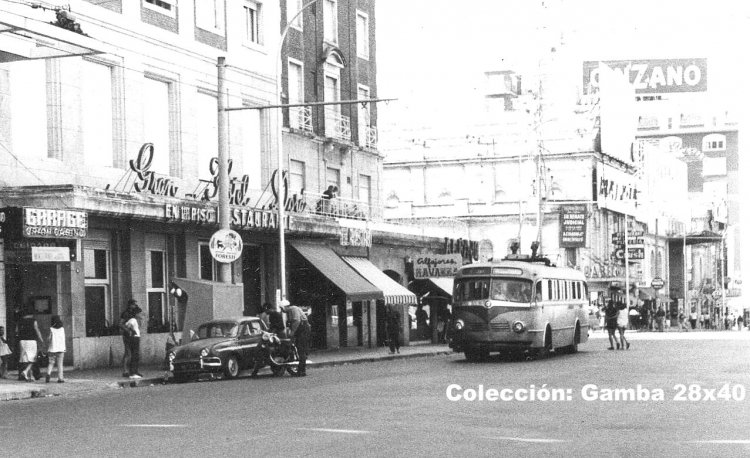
[242,245,262,316]
[85,286,107,337]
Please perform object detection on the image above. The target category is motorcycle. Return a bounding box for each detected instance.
[251,331,300,377]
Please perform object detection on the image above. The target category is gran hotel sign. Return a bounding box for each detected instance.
[114,143,320,231]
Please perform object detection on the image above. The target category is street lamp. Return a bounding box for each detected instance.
[275,0,319,304]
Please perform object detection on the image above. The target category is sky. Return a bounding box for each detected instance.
[375,0,749,150]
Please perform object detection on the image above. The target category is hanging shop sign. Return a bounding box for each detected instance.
[4,239,77,263]
[651,277,665,290]
[595,162,640,216]
[31,246,71,262]
[208,229,243,263]
[559,205,587,248]
[340,227,372,247]
[583,58,707,94]
[414,254,462,279]
[23,208,87,239]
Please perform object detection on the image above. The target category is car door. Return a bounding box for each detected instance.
[238,320,263,365]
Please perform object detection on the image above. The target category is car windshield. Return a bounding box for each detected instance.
[455,278,533,303]
[196,322,239,339]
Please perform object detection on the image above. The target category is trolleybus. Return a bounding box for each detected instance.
[449,257,589,361]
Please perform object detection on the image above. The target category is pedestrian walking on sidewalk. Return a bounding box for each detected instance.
[616,301,630,350]
[386,303,401,354]
[17,309,45,381]
[119,299,139,378]
[45,315,66,383]
[737,315,744,331]
[604,301,620,350]
[124,307,143,379]
[689,309,698,329]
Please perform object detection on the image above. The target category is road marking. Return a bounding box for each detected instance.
[119,424,187,428]
[298,428,370,435]
[693,440,750,444]
[483,436,567,443]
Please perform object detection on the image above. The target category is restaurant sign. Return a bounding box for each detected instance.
[340,227,372,247]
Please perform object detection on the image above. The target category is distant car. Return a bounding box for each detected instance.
[168,317,267,382]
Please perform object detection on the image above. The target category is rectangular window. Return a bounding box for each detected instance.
[196,0,225,32]
[144,0,176,17]
[358,174,371,207]
[196,91,219,180]
[357,85,370,146]
[84,249,109,280]
[199,242,218,281]
[356,11,369,59]
[84,238,111,337]
[238,101,262,188]
[142,77,172,175]
[244,1,262,44]
[147,250,166,329]
[81,59,114,167]
[288,0,303,29]
[290,159,306,194]
[8,60,47,159]
[288,59,303,104]
[323,0,337,43]
[326,167,341,192]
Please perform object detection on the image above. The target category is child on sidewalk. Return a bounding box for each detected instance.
[46,315,66,383]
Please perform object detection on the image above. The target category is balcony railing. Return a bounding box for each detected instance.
[365,125,377,148]
[324,107,351,141]
[289,106,313,133]
[306,191,380,221]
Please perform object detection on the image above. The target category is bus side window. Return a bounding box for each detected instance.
[535,281,543,302]
[547,280,552,300]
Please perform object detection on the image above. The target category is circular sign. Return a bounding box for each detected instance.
[651,277,665,290]
[209,229,243,263]
[712,290,722,299]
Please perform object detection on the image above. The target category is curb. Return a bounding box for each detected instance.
[3,349,454,399]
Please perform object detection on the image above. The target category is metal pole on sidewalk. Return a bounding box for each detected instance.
[217,56,231,283]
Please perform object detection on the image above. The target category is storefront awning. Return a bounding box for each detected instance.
[342,257,417,305]
[290,242,382,302]
[425,277,454,297]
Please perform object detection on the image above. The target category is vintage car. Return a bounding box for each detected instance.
[168,317,267,382]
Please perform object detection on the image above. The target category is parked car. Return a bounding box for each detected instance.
[168,317,267,382]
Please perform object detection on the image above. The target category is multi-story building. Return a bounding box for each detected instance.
[0,0,453,368]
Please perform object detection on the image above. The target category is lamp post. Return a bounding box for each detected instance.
[275,0,319,304]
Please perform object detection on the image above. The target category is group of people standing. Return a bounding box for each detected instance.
[0,310,67,383]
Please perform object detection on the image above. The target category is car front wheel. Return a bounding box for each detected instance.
[223,355,240,379]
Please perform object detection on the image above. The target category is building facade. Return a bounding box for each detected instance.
[0,0,453,369]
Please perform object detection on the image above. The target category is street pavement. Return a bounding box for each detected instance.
[0,341,452,401]
[1,330,749,457]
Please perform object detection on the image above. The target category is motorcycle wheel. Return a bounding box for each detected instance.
[286,363,299,377]
[271,364,286,377]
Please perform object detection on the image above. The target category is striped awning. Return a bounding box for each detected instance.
[290,243,382,302]
[342,257,418,305]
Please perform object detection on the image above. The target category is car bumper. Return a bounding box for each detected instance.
[449,331,533,352]
[171,356,223,374]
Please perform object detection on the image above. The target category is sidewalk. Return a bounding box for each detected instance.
[0,342,452,402]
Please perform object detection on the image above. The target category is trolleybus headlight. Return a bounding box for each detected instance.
[455,319,464,331]
[512,321,525,333]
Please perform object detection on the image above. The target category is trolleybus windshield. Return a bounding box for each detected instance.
[455,278,533,303]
